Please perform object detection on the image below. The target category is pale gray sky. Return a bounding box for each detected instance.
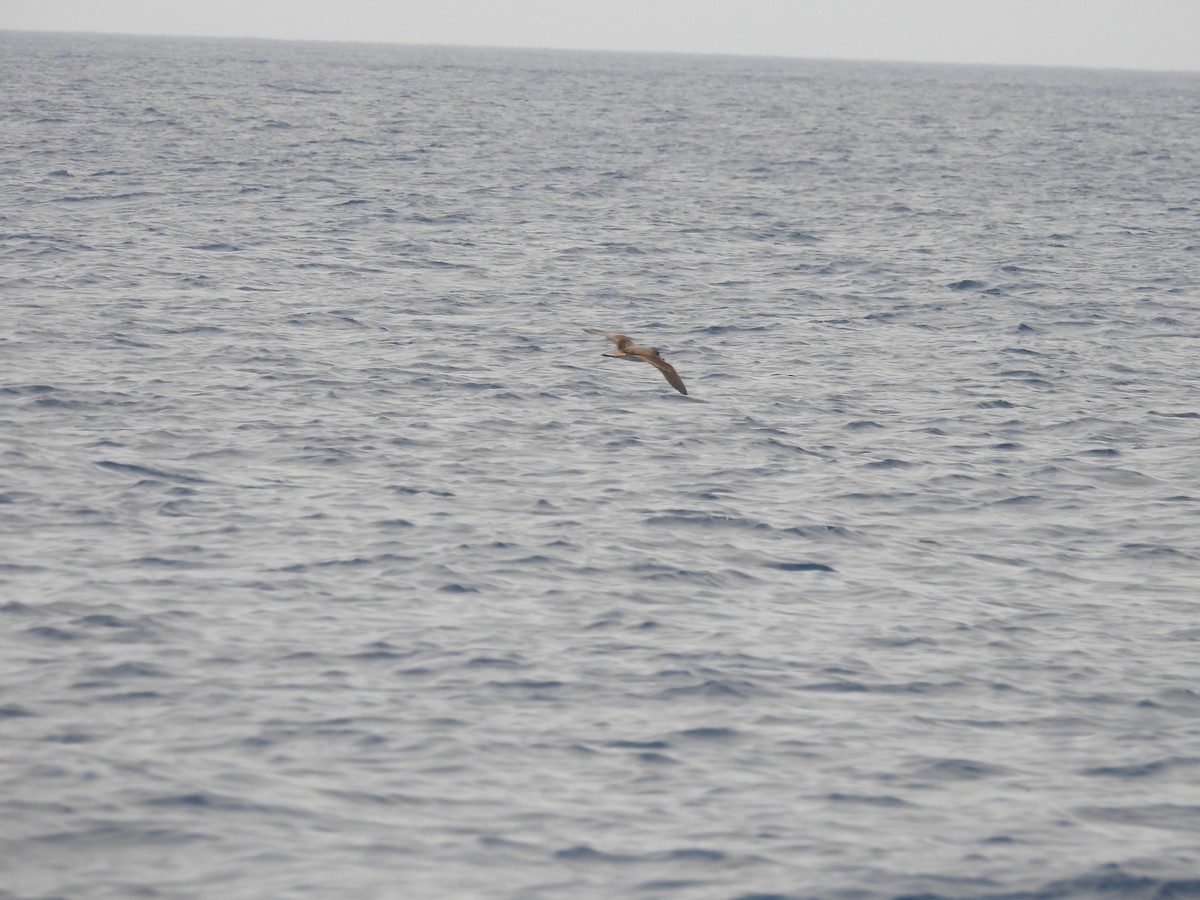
[4,0,1199,72]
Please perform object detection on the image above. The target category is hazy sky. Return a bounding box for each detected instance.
[5,0,1199,72]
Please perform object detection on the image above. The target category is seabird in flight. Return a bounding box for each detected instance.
[583,328,687,395]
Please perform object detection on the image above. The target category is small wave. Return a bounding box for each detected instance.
[466,656,523,668]
[800,681,869,692]
[376,518,415,528]
[96,461,208,484]
[676,727,741,741]
[911,758,1015,781]
[189,242,241,252]
[1075,803,1200,832]
[825,793,911,807]
[487,679,565,690]
[554,844,638,863]
[26,626,78,641]
[132,556,204,568]
[766,561,835,572]
[656,680,755,700]
[644,510,768,530]
[86,662,168,678]
[1081,757,1200,779]
[606,739,669,750]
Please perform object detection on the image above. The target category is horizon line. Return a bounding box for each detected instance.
[3,27,1198,76]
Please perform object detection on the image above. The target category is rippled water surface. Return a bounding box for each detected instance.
[2,31,1200,899]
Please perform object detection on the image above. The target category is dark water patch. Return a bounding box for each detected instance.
[636,751,679,764]
[825,793,911,807]
[467,657,524,668]
[779,524,856,540]
[996,368,1047,379]
[911,758,1015,781]
[54,191,161,203]
[554,844,640,863]
[1,383,60,396]
[32,396,87,409]
[663,847,728,862]
[971,552,1029,566]
[1081,757,1200,779]
[1032,869,1200,899]
[96,460,208,484]
[635,879,711,891]
[915,715,1008,728]
[0,703,35,717]
[1121,543,1190,559]
[314,556,375,568]
[761,437,826,457]
[142,791,272,812]
[133,556,206,568]
[161,325,226,335]
[86,662,169,678]
[392,485,455,497]
[72,614,132,628]
[488,679,565,690]
[627,562,730,584]
[766,561,835,572]
[948,279,986,290]
[877,680,965,694]
[26,626,79,641]
[45,732,94,743]
[865,458,910,468]
[0,562,46,573]
[350,644,419,661]
[31,822,213,848]
[693,323,774,334]
[982,833,1019,844]
[645,511,769,530]
[656,680,754,700]
[1,601,35,615]
[865,635,937,648]
[1075,804,1200,832]
[986,494,1041,506]
[189,242,241,252]
[800,680,869,692]
[677,727,741,741]
[97,690,165,702]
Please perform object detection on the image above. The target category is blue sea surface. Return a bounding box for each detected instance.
[2,31,1200,899]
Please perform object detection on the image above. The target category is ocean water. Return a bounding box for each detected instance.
[2,30,1200,899]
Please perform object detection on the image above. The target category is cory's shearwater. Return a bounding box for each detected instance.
[584,328,687,395]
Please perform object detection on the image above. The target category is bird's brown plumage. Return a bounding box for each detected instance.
[583,328,687,395]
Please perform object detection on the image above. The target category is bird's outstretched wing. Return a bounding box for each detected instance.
[583,328,630,346]
[645,355,687,395]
